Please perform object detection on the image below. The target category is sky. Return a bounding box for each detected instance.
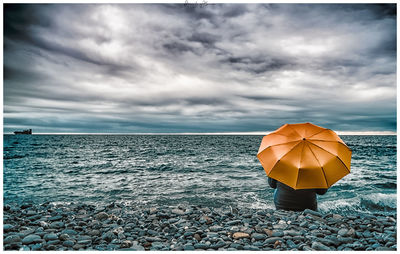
[3,3,397,133]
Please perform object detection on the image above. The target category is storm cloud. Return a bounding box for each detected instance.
[3,3,396,133]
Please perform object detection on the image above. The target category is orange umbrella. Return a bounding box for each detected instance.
[257,122,351,189]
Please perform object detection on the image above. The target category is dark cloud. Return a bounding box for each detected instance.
[3,3,396,133]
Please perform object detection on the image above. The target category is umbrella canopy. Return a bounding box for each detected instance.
[257,122,351,189]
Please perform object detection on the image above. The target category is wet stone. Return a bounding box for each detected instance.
[31,243,43,251]
[312,242,331,251]
[243,245,260,251]
[49,222,64,229]
[22,234,42,245]
[194,243,209,249]
[183,244,195,250]
[48,215,63,221]
[44,233,58,241]
[338,228,348,236]
[4,224,14,232]
[252,233,267,241]
[63,240,75,247]
[4,235,22,244]
[272,231,284,237]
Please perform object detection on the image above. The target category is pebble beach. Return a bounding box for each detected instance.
[3,202,397,251]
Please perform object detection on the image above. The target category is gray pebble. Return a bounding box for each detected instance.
[44,233,58,241]
[338,228,348,236]
[22,234,42,245]
[194,243,209,249]
[252,233,267,241]
[312,241,331,251]
[4,235,22,244]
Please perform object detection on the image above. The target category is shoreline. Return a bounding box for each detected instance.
[3,202,397,251]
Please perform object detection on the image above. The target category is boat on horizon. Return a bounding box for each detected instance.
[14,129,32,135]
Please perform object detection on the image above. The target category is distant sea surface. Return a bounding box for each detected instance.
[3,135,397,215]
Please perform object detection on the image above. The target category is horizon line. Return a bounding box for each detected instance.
[3,131,397,135]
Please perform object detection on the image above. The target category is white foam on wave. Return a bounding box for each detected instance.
[319,192,396,215]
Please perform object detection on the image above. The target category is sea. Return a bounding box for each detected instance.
[3,135,397,216]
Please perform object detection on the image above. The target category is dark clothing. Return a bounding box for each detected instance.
[268,177,327,211]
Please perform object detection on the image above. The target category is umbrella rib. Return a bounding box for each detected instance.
[307,139,350,148]
[305,142,329,188]
[295,142,306,189]
[267,140,302,175]
[308,142,351,175]
[287,125,303,138]
[269,132,296,138]
[307,128,328,138]
[264,140,303,148]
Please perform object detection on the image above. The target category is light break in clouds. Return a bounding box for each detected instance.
[3,3,397,133]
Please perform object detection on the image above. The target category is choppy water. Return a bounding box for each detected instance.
[3,135,397,215]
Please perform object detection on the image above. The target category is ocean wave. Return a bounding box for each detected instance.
[3,154,26,160]
[359,193,397,213]
[319,193,396,215]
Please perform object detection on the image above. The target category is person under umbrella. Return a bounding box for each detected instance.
[257,123,352,212]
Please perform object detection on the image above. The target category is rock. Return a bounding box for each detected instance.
[286,239,297,249]
[4,235,21,244]
[63,240,75,247]
[300,221,308,227]
[47,240,60,245]
[363,230,372,238]
[22,234,42,245]
[346,228,355,237]
[102,232,116,242]
[145,236,162,242]
[209,225,223,232]
[194,233,202,241]
[88,229,101,236]
[207,232,219,238]
[265,237,284,244]
[72,244,85,250]
[31,243,43,251]
[371,243,381,249]
[183,244,195,250]
[332,214,343,220]
[61,229,77,235]
[229,243,243,250]
[263,228,273,236]
[44,233,58,241]
[338,228,348,236]
[243,245,260,250]
[48,215,63,221]
[272,231,284,237]
[49,221,64,229]
[184,231,194,238]
[252,233,267,241]
[211,241,226,249]
[146,229,157,236]
[303,209,322,217]
[78,239,92,245]
[226,220,241,226]
[233,232,250,239]
[171,208,185,215]
[312,241,331,251]
[95,212,109,220]
[19,246,30,251]
[120,244,145,251]
[194,243,209,249]
[338,236,353,244]
[120,240,132,248]
[274,240,282,249]
[376,247,394,251]
[4,224,14,232]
